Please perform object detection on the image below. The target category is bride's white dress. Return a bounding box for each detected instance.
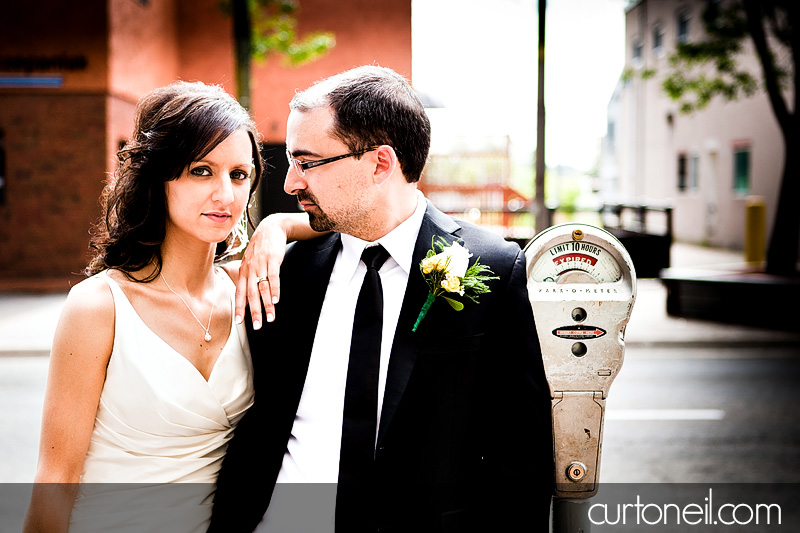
[68,269,254,532]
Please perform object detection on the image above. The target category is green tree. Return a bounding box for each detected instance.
[662,0,797,275]
[224,0,335,110]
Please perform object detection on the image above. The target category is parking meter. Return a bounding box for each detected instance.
[524,223,636,499]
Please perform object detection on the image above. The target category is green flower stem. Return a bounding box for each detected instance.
[412,292,437,332]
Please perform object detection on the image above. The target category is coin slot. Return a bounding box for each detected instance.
[571,342,587,357]
[571,307,587,322]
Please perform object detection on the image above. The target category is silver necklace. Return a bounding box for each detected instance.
[160,270,217,342]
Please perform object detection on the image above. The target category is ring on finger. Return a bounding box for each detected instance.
[256,275,268,284]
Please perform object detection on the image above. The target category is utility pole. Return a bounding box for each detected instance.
[232,0,252,110]
[534,0,548,235]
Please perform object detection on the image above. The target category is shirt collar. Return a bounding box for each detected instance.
[340,190,427,276]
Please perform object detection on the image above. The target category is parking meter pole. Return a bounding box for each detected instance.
[552,498,592,533]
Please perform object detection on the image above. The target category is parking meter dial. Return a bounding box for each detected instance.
[528,243,622,283]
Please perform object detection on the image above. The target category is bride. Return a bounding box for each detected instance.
[23,81,300,532]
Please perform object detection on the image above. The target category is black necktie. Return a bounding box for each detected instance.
[336,244,390,531]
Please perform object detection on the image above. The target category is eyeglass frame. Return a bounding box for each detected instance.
[285,147,380,176]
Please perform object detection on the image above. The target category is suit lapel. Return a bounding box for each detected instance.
[377,202,461,444]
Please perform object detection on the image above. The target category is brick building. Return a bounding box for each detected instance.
[0,0,411,289]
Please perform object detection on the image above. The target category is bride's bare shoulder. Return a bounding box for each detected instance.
[220,261,241,285]
[49,273,116,365]
[66,273,114,308]
[57,273,118,333]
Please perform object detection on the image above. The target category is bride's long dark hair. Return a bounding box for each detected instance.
[86,81,263,281]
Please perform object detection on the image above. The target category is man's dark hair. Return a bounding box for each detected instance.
[290,65,431,183]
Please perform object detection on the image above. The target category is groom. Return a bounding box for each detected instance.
[210,65,553,532]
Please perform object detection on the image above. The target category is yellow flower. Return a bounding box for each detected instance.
[420,256,438,274]
[424,252,447,273]
[441,273,463,295]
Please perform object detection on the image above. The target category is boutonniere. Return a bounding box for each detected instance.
[412,237,498,332]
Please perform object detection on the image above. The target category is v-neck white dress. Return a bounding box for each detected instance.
[68,269,254,532]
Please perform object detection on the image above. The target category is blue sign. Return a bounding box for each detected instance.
[0,75,63,88]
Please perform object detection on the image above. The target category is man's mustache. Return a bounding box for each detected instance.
[296,191,318,205]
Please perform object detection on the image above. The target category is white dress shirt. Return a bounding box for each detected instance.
[256,191,427,532]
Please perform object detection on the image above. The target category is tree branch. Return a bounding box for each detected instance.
[787,2,799,127]
[742,0,791,134]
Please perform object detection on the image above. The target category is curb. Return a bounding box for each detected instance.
[0,350,50,358]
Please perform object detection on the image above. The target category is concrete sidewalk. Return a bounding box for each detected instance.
[1,242,799,356]
[0,291,65,355]
[626,243,800,348]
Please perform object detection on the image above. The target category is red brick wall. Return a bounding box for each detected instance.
[176,0,236,93]
[0,1,109,286]
[109,0,181,103]
[106,97,138,179]
[0,94,107,284]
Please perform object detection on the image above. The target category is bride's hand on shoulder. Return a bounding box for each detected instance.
[233,212,325,329]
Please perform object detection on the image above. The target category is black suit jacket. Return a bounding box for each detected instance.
[210,202,553,532]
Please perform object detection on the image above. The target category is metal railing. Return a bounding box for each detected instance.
[599,203,673,240]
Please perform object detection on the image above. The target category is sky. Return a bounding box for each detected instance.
[412,0,628,172]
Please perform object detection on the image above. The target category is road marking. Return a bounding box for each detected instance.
[606,409,725,421]
[626,348,800,360]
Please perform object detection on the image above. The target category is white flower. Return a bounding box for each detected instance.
[440,242,472,278]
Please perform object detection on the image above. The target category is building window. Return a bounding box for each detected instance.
[733,147,750,194]
[690,154,700,191]
[677,11,690,44]
[633,38,643,66]
[653,24,664,55]
[677,153,687,191]
[677,152,700,192]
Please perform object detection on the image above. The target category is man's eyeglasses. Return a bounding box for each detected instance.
[286,147,378,177]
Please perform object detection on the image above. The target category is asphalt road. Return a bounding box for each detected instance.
[601,344,800,484]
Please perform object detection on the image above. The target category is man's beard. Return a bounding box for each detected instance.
[297,191,336,232]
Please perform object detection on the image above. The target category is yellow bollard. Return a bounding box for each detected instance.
[745,195,766,263]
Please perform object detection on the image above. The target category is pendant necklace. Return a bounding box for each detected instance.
[160,270,217,342]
